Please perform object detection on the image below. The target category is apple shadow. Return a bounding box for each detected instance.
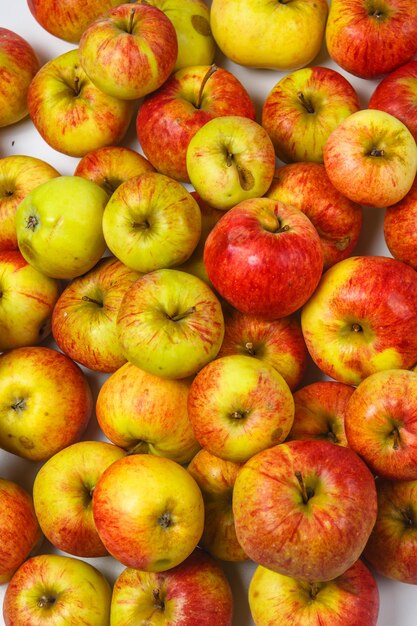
[222,560,256,626]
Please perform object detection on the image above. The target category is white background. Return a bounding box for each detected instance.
[0,1,416,624]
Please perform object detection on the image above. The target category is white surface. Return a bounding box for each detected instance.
[0,1,416,624]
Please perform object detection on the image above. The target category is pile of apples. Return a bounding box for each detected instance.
[1,0,417,624]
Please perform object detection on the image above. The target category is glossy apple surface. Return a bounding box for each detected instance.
[384,175,417,270]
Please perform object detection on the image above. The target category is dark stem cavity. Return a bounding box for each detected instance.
[298,92,315,114]
[391,425,401,450]
[400,506,415,529]
[351,323,363,333]
[229,409,247,420]
[244,341,256,356]
[11,398,26,412]
[37,595,56,609]
[369,147,385,157]
[132,219,150,230]
[82,295,103,307]
[153,589,165,611]
[168,306,196,322]
[295,470,314,504]
[26,215,39,231]
[158,512,172,529]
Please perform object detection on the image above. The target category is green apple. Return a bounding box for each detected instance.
[15,175,108,279]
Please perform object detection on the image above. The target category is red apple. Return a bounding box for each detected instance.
[136,64,256,182]
[233,439,377,582]
[204,197,323,320]
[266,162,363,270]
[384,175,417,270]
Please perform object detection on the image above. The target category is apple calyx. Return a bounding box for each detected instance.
[37,594,57,609]
[297,92,315,115]
[168,306,196,322]
[230,409,249,420]
[351,323,363,333]
[152,588,165,611]
[11,398,26,412]
[158,511,172,528]
[132,219,150,230]
[224,152,255,191]
[244,341,257,356]
[369,147,385,157]
[26,214,39,231]
[295,470,315,504]
[400,506,415,529]
[196,64,218,109]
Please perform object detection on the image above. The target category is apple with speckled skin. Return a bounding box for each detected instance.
[249,559,379,626]
[111,548,233,626]
[262,66,360,164]
[92,454,204,571]
[96,361,200,465]
[79,3,177,100]
[0,478,42,585]
[136,65,256,182]
[266,162,363,270]
[188,355,294,463]
[384,176,417,270]
[0,346,93,461]
[3,554,112,625]
[204,198,323,319]
[301,256,417,386]
[0,28,39,128]
[233,439,377,582]
[27,49,134,158]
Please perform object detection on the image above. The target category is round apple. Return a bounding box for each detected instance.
[384,175,417,270]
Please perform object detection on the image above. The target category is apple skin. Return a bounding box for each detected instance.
[92,454,205,571]
[27,49,134,158]
[287,381,353,447]
[102,172,201,273]
[187,354,295,463]
[136,0,215,72]
[301,255,417,386]
[262,66,360,164]
[0,250,61,352]
[233,439,378,582]
[15,175,108,280]
[0,478,42,585]
[368,60,417,143]
[345,369,417,481]
[187,449,247,562]
[117,268,225,379]
[0,28,39,127]
[3,554,112,625]
[210,0,328,71]
[0,346,93,461]
[218,308,307,392]
[204,197,323,320]
[74,145,155,196]
[52,256,142,373]
[79,3,178,100]
[136,65,256,183]
[27,0,125,43]
[323,109,417,209]
[110,548,233,626]
[364,477,417,584]
[32,440,126,558]
[0,155,60,252]
[96,361,200,465]
[326,0,417,80]
[249,559,380,626]
[266,162,363,270]
[384,175,417,270]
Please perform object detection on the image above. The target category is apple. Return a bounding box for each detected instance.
[0,250,61,351]
[102,172,201,273]
[187,449,247,562]
[92,454,205,571]
[345,369,417,481]
[135,0,215,72]
[323,109,417,209]
[262,66,360,164]
[301,255,417,386]
[117,268,225,379]
[110,548,233,625]
[0,346,93,461]
[15,175,108,280]
[384,173,417,270]
[204,197,323,319]
[233,439,378,582]
[249,559,380,626]
[266,162,363,270]
[217,308,308,391]
[32,440,126,558]
[0,28,39,127]
[186,115,276,210]
[210,0,328,71]
[27,49,134,158]
[136,64,256,182]
[52,256,142,373]
[79,3,178,100]
[74,145,155,196]
[187,354,295,463]
[363,477,417,584]
[3,554,112,625]
[0,478,42,585]
[96,361,200,465]
[27,0,125,43]
[326,0,417,79]
[0,155,60,252]
[368,60,417,143]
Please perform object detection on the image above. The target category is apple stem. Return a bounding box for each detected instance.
[37,595,56,608]
[127,440,149,455]
[82,295,103,307]
[391,425,401,450]
[73,76,81,96]
[196,64,218,109]
[153,589,165,611]
[169,306,196,322]
[128,7,136,34]
[351,323,362,333]
[245,341,256,356]
[309,582,321,600]
[26,214,39,231]
[295,470,314,504]
[297,92,315,114]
